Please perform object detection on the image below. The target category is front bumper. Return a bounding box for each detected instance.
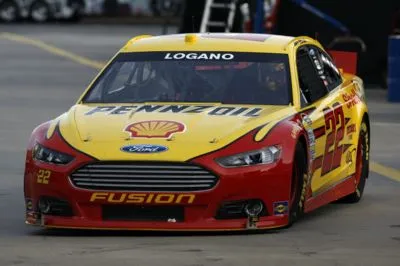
[29,214,287,231]
[24,158,292,231]
[24,126,294,231]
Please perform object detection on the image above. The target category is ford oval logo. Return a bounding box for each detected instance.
[121,144,168,154]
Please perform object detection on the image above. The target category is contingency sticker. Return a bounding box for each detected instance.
[25,198,33,211]
[273,201,289,216]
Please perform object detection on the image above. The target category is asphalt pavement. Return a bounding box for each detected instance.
[0,24,399,266]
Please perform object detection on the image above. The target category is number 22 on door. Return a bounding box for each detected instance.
[321,102,345,176]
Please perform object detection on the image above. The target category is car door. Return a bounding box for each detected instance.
[295,45,349,196]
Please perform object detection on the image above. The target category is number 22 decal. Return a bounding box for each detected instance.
[37,169,51,184]
[321,103,345,175]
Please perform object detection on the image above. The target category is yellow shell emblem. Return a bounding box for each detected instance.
[125,120,186,139]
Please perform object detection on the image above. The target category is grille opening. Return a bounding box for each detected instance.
[70,162,219,192]
[102,205,184,222]
[37,196,73,217]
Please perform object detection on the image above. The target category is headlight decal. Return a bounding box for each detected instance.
[32,143,74,165]
[216,146,281,168]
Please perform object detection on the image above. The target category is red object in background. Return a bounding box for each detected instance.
[265,0,281,33]
[328,50,358,75]
[243,0,282,33]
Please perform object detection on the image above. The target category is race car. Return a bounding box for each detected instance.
[24,33,370,231]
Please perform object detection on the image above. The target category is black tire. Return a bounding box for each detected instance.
[0,0,19,22]
[340,118,370,203]
[289,142,308,225]
[30,0,50,23]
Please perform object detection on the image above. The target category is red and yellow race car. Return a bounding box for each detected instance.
[24,33,370,231]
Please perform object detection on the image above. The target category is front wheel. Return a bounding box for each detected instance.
[340,119,369,203]
[289,142,308,225]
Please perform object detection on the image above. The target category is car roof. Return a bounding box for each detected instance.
[121,33,296,54]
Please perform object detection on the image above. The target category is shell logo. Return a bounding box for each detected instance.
[125,120,186,139]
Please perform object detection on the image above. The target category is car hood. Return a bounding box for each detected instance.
[56,103,295,161]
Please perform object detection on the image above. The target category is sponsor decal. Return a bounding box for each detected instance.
[36,169,51,185]
[306,127,316,160]
[291,124,302,139]
[164,52,234,60]
[302,115,316,160]
[273,201,289,216]
[346,148,356,164]
[121,144,168,154]
[125,120,185,139]
[26,199,33,211]
[342,88,361,109]
[302,115,313,127]
[90,192,195,204]
[85,105,263,117]
[347,124,356,135]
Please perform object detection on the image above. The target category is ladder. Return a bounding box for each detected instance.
[200,0,238,33]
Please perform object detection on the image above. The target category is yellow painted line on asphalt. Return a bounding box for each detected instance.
[370,162,400,183]
[1,32,400,183]
[0,32,104,70]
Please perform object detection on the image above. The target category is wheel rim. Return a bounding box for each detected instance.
[290,162,299,208]
[31,5,48,22]
[0,5,17,22]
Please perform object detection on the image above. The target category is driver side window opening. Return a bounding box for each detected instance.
[318,50,342,91]
[296,46,329,106]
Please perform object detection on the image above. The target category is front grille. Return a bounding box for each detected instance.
[70,162,219,192]
[102,205,184,222]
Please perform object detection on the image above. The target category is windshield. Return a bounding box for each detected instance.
[82,52,292,105]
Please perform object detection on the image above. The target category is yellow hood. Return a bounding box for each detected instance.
[57,103,295,161]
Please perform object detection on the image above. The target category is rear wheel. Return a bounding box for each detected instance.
[289,142,308,225]
[340,119,369,203]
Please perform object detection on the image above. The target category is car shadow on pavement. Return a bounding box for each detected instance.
[29,227,284,237]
